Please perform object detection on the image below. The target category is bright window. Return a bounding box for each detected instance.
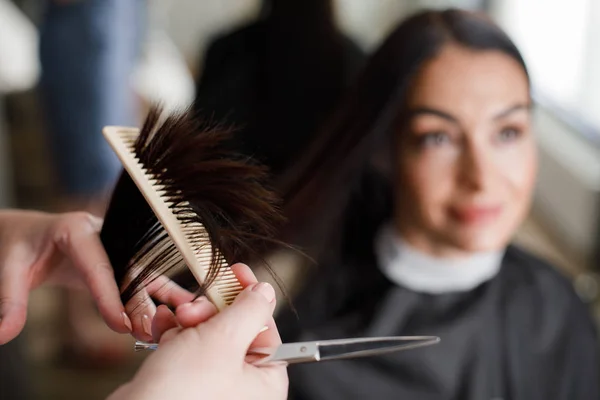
[490,0,600,136]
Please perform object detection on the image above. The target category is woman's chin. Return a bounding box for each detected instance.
[446,227,511,254]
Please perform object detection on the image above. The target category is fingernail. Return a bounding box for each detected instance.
[142,315,152,337]
[122,312,132,332]
[252,282,275,303]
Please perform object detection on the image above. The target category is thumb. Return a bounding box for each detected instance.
[0,260,29,345]
[203,282,276,354]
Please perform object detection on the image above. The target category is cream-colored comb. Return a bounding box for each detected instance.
[102,125,244,311]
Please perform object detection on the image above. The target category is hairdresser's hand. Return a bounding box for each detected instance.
[108,263,288,400]
[0,209,194,345]
[0,209,133,344]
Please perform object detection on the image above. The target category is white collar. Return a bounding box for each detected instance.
[375,223,504,294]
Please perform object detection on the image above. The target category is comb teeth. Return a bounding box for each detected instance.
[104,126,244,310]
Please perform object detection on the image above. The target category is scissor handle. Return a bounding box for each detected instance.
[249,342,320,366]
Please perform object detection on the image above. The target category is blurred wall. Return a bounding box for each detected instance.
[531,107,600,264]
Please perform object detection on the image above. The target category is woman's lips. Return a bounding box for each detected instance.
[449,205,503,224]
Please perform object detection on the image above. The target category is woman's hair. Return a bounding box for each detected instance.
[280,8,530,259]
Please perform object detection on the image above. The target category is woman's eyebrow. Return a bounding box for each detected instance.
[407,103,531,123]
[407,107,458,123]
[493,103,531,120]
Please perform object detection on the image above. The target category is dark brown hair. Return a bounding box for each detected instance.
[100,105,288,305]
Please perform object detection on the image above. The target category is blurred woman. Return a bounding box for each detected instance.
[276,9,600,400]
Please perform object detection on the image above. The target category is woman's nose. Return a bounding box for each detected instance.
[457,141,493,192]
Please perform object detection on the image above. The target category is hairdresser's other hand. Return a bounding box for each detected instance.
[108,264,288,400]
[0,209,133,344]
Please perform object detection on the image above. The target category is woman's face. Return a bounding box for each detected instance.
[394,44,536,257]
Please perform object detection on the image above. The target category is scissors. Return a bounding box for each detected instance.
[134,336,440,366]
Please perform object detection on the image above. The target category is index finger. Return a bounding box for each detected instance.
[230,263,281,349]
[230,263,260,288]
[53,213,132,334]
[174,264,258,329]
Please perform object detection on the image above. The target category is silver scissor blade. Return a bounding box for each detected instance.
[316,336,440,361]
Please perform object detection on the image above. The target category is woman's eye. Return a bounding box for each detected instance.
[418,132,451,147]
[498,127,522,142]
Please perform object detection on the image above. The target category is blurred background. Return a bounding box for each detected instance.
[0,0,599,399]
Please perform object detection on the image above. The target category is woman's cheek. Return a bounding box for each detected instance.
[497,141,538,218]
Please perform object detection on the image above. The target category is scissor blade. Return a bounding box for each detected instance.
[317,336,440,361]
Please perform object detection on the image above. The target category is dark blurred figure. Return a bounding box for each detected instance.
[193,0,366,177]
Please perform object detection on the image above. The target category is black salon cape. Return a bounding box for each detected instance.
[276,244,600,400]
